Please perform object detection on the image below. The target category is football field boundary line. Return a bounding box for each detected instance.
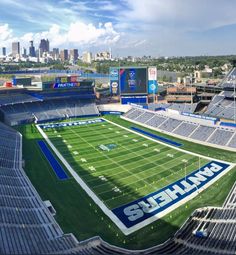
[107,117,235,165]
[120,115,236,152]
[36,119,235,235]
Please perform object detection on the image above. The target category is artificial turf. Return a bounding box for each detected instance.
[16,116,236,249]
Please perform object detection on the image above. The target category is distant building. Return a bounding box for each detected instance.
[194,70,212,80]
[2,47,6,56]
[69,49,78,63]
[39,39,49,57]
[52,48,59,60]
[12,42,20,57]
[22,47,27,58]
[60,49,69,62]
[157,70,177,82]
[166,86,197,103]
[29,41,36,57]
[95,51,111,61]
[82,51,92,63]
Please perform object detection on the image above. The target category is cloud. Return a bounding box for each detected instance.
[0,24,17,49]
[1,21,119,51]
[2,0,236,56]
[134,39,147,47]
[0,24,13,41]
[66,21,120,45]
[122,0,236,31]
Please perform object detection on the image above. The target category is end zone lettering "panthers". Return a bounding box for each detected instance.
[41,119,104,129]
[112,161,230,228]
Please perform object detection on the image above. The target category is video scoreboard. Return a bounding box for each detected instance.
[120,67,147,95]
[109,66,158,97]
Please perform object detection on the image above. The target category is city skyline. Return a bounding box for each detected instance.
[1,0,236,57]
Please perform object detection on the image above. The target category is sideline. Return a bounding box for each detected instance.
[121,115,236,152]
[105,117,235,165]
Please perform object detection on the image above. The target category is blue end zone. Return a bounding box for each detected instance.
[131,127,182,147]
[112,161,230,228]
[38,141,68,180]
[40,118,104,129]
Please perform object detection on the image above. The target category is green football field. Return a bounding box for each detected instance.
[43,118,210,210]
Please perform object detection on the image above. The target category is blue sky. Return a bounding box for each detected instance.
[1,0,236,56]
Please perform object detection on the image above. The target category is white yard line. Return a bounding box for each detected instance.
[98,158,200,199]
[84,152,196,184]
[82,123,160,191]
[68,127,144,186]
[80,155,199,196]
[93,154,198,192]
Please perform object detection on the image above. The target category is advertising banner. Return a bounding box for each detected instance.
[148,67,158,94]
[148,80,158,94]
[148,67,157,80]
[109,67,119,95]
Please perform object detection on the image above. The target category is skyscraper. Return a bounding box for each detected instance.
[52,48,59,60]
[12,42,20,57]
[39,39,49,56]
[29,41,36,57]
[82,52,92,63]
[2,47,6,56]
[60,49,69,62]
[22,47,27,58]
[69,49,78,63]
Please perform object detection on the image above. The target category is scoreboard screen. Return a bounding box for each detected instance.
[119,68,147,95]
[55,76,78,84]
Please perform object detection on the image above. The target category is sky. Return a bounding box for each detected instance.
[1,0,236,57]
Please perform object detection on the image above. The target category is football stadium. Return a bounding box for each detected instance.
[0,67,236,254]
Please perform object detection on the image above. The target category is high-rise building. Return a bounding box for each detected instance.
[12,42,20,57]
[29,41,36,57]
[60,49,68,62]
[52,48,59,60]
[69,49,78,63]
[22,47,27,58]
[82,51,92,63]
[2,47,6,56]
[39,39,49,56]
